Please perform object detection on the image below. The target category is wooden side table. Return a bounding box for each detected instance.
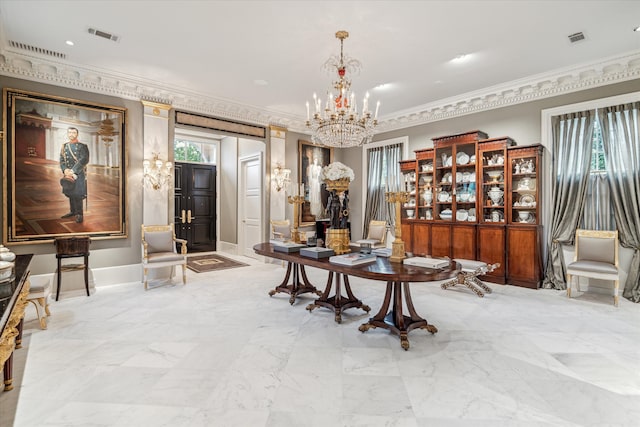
[54,237,90,301]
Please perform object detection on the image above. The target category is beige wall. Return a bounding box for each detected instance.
[2,74,639,276]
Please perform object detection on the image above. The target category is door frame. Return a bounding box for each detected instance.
[238,152,264,260]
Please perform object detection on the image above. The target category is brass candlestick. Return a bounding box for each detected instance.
[287,195,305,243]
[386,191,410,263]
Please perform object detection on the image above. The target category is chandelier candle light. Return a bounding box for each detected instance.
[306,30,380,148]
[143,153,172,190]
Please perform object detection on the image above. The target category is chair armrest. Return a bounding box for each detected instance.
[174,238,187,255]
[142,241,149,260]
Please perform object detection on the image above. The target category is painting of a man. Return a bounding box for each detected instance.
[59,127,89,223]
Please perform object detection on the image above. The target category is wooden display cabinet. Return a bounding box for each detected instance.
[477,137,514,283]
[396,131,543,289]
[399,160,417,222]
[506,144,544,288]
[414,148,435,221]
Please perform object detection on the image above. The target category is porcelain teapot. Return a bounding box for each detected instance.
[0,245,16,262]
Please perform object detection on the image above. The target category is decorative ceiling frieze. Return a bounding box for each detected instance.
[1,50,639,137]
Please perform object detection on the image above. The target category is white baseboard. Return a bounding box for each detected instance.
[219,241,238,254]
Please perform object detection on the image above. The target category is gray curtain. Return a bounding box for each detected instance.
[580,172,615,231]
[543,111,595,289]
[362,143,402,237]
[599,102,640,302]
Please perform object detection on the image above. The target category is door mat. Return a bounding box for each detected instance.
[186,254,249,273]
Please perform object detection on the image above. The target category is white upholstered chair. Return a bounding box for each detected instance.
[355,220,388,248]
[141,224,187,290]
[270,219,291,241]
[566,229,619,306]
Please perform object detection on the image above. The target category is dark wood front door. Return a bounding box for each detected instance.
[174,162,217,252]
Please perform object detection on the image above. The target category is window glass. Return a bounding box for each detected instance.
[173,138,216,164]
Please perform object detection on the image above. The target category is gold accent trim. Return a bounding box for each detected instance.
[141,100,171,110]
[326,228,350,255]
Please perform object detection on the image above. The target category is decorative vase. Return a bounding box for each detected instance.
[0,245,16,262]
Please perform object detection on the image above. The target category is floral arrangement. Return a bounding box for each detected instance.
[319,161,355,183]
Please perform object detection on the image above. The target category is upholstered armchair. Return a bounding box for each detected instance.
[355,220,388,248]
[270,219,291,241]
[141,224,187,290]
[566,229,619,306]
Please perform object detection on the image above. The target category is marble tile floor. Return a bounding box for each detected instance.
[1,253,639,427]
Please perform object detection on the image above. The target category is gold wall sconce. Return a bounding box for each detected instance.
[143,153,172,190]
[273,163,291,192]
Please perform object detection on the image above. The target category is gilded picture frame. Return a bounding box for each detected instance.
[298,140,333,226]
[2,88,127,244]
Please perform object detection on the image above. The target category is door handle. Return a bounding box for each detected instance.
[187,210,195,223]
[181,210,186,224]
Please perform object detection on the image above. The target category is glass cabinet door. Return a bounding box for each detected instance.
[452,142,477,223]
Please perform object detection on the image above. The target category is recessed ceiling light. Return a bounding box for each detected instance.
[65,40,74,46]
[634,25,640,32]
[254,79,268,86]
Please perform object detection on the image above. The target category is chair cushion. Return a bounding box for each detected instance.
[29,277,51,294]
[567,260,618,276]
[273,224,291,239]
[145,231,174,253]
[453,259,488,273]
[578,236,615,263]
[368,223,386,241]
[147,252,185,263]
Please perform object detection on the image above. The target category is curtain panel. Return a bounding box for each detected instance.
[362,143,402,238]
[599,102,640,302]
[543,111,595,289]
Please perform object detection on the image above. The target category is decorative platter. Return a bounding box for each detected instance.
[456,152,470,165]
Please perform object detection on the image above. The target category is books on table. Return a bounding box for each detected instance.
[403,256,450,269]
[329,252,377,266]
[371,247,392,257]
[299,247,335,259]
[271,241,306,253]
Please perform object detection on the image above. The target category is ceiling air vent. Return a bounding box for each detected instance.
[568,32,585,43]
[88,28,119,42]
[8,40,66,59]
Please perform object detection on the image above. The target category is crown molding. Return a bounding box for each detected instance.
[375,50,640,134]
[1,49,639,137]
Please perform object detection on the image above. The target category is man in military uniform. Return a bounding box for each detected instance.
[59,127,89,223]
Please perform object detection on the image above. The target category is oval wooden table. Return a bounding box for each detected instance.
[254,243,460,350]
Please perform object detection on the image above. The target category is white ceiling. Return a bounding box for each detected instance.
[1,0,639,133]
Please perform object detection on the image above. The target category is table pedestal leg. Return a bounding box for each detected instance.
[268,261,320,305]
[359,281,437,350]
[306,272,371,323]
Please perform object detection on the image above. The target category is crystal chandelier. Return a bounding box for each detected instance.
[306,30,380,148]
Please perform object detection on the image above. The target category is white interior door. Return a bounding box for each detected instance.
[239,154,263,259]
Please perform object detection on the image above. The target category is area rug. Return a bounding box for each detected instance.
[186,254,249,273]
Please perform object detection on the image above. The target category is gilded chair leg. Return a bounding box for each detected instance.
[566,274,571,298]
[43,298,51,317]
[28,300,47,330]
[143,268,148,291]
[614,280,619,307]
[182,265,187,285]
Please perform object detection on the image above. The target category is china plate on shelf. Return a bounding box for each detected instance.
[456,152,470,165]
[520,194,535,205]
[441,172,452,184]
[446,156,453,167]
[438,191,449,202]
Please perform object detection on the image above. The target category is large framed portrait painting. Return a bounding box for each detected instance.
[2,89,127,244]
[298,139,333,225]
